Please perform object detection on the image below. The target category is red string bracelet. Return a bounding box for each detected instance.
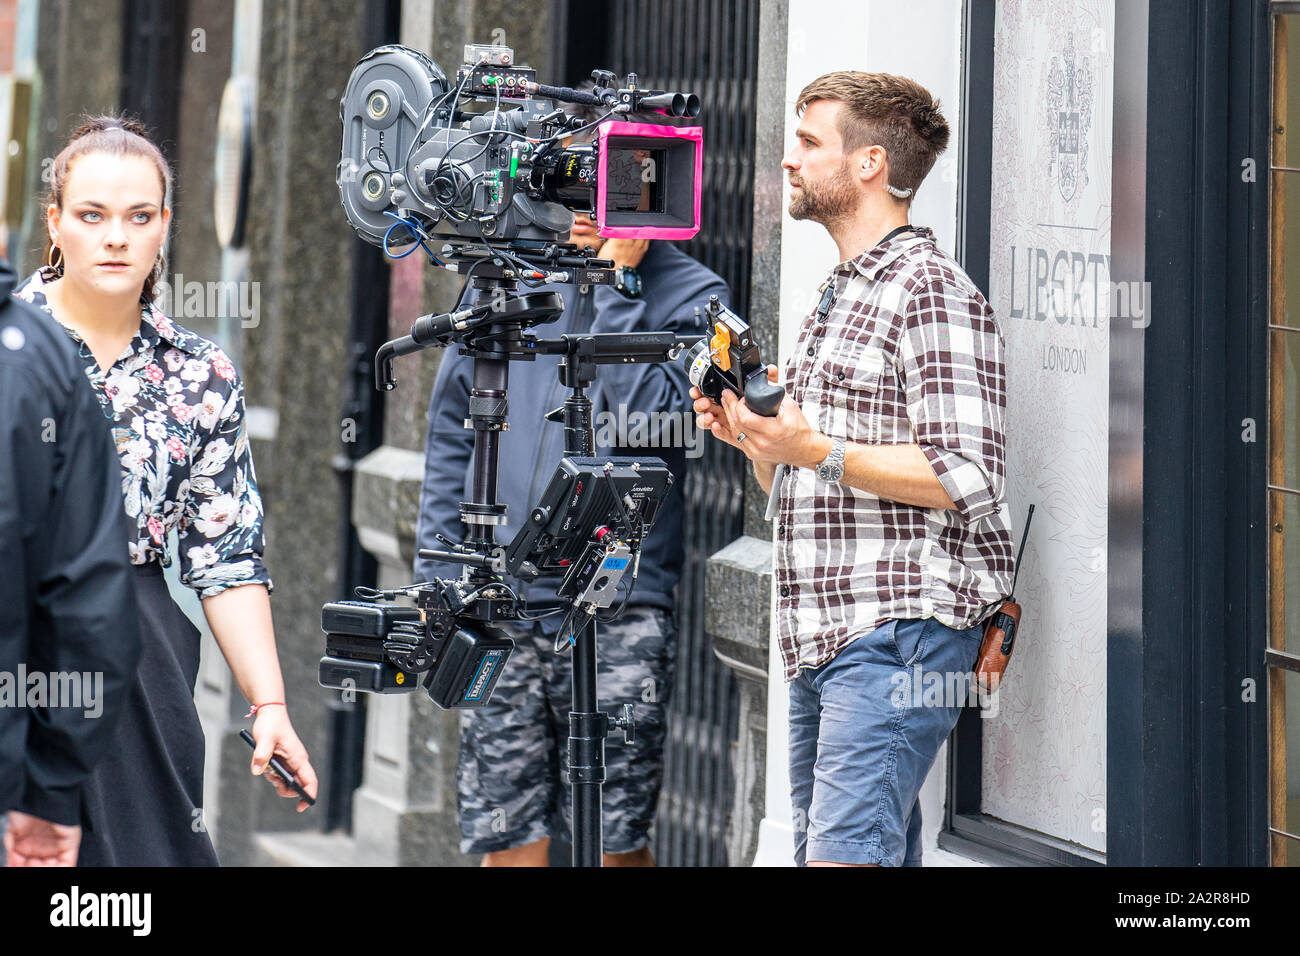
[244,701,286,718]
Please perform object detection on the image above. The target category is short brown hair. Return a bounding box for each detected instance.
[42,114,172,305]
[796,71,949,198]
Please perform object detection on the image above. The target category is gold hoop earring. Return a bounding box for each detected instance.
[46,244,63,272]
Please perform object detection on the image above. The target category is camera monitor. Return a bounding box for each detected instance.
[503,456,673,580]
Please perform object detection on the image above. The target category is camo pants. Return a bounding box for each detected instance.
[455,604,676,856]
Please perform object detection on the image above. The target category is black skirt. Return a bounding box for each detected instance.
[77,562,219,866]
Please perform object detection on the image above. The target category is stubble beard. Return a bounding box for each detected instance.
[788,158,860,228]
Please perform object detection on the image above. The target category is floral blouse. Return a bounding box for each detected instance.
[12,267,272,598]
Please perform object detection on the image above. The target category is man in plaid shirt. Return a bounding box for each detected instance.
[694,72,1014,866]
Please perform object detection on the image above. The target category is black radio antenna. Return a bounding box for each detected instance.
[1009,503,1035,598]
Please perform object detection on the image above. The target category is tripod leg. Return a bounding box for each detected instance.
[569,618,605,866]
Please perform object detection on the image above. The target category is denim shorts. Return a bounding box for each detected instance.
[788,617,984,866]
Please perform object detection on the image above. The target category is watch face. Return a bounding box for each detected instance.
[622,269,642,296]
[818,439,844,481]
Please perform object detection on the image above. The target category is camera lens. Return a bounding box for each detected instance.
[366,90,390,120]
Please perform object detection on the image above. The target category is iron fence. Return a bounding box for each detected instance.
[606,0,760,867]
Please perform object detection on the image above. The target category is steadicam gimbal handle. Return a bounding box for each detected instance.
[743,371,785,417]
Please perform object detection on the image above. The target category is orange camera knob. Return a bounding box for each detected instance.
[710,323,732,371]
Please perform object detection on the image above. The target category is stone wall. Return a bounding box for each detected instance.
[217,0,374,865]
[24,0,124,271]
[704,0,786,868]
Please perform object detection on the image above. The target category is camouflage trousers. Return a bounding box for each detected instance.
[456,604,677,855]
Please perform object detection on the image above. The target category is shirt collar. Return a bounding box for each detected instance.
[18,266,203,357]
[846,225,935,282]
[139,300,197,354]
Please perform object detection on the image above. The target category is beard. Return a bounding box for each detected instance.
[788,159,860,226]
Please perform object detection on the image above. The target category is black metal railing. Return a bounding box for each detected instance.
[605,0,760,867]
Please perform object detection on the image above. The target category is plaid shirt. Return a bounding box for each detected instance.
[773,226,1015,681]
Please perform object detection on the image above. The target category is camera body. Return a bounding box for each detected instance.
[682,296,786,417]
[336,43,703,244]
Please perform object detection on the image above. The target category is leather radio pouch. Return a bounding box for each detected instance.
[974,599,1022,696]
[973,504,1034,696]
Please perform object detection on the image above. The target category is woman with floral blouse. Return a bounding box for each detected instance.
[12,116,316,865]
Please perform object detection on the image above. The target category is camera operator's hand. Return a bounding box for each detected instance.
[692,364,778,449]
[597,238,650,271]
[692,365,830,468]
[249,706,319,812]
[4,810,81,866]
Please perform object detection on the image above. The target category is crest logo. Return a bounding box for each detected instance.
[1046,33,1094,201]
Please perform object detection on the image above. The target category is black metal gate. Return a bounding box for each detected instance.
[562,0,761,866]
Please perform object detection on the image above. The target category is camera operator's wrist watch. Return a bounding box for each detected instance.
[816,436,846,483]
[613,266,642,298]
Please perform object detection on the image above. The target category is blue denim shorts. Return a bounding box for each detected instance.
[788,617,984,866]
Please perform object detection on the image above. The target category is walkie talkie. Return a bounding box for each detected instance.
[974,504,1035,695]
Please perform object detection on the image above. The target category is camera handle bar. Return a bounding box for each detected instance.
[393,269,699,866]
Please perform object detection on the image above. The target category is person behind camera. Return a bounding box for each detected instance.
[694,71,1014,867]
[415,98,730,867]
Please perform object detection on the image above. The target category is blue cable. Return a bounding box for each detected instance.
[381,211,443,265]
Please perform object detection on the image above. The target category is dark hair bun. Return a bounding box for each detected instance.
[69,114,153,142]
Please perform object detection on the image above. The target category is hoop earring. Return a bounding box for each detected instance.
[46,244,64,273]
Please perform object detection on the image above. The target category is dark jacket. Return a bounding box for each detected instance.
[0,255,141,825]
[414,241,730,611]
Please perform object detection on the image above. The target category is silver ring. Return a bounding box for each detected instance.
[736,432,747,442]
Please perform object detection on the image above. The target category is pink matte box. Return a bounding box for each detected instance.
[594,121,703,240]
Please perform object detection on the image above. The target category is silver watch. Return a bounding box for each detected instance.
[816,436,845,482]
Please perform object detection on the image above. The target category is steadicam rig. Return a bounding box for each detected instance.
[319,271,694,863]
[323,40,713,867]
